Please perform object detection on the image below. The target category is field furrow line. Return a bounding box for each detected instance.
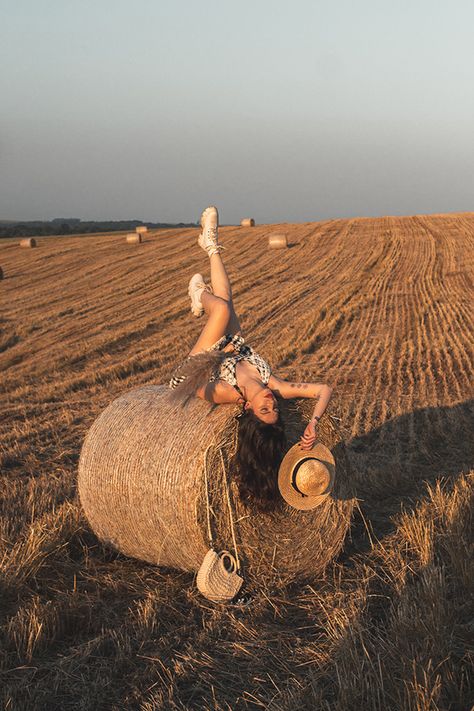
[412,224,456,445]
[328,223,397,418]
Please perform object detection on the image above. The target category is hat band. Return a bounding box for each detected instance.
[291,457,325,498]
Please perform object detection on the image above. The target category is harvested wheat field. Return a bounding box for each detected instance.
[0,214,473,710]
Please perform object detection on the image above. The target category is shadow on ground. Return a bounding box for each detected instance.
[338,399,474,555]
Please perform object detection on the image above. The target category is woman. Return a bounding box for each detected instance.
[169,206,334,510]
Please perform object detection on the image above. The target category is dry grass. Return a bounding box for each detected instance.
[0,214,473,710]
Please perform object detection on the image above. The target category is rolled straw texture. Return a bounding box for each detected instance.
[135,226,148,234]
[78,385,354,587]
[20,238,36,248]
[240,218,255,227]
[268,233,288,249]
[0,266,3,280]
[126,233,142,244]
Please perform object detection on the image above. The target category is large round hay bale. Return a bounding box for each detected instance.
[135,226,148,234]
[78,386,354,589]
[240,218,255,227]
[20,238,36,248]
[126,233,142,244]
[268,233,288,249]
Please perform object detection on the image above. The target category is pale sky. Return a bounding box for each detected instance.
[1,0,473,223]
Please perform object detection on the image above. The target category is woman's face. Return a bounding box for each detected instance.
[247,388,279,424]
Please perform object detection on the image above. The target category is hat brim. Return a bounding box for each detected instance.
[278,441,336,511]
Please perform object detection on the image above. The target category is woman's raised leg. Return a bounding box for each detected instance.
[188,207,241,354]
[206,251,241,336]
[208,252,232,302]
[189,293,231,355]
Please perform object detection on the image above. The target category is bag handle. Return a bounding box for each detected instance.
[219,550,238,574]
[203,445,241,571]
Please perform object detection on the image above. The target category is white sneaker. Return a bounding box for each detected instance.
[198,206,223,256]
[188,273,212,317]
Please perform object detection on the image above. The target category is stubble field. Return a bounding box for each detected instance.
[0,213,473,710]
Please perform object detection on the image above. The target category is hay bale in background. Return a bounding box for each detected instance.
[126,233,142,244]
[268,233,288,249]
[20,238,36,248]
[136,226,148,234]
[78,385,354,589]
[240,218,255,227]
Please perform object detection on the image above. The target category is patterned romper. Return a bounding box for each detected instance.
[169,334,272,400]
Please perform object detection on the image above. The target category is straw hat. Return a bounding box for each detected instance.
[278,441,335,510]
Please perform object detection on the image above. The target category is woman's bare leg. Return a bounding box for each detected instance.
[226,306,242,336]
[208,252,242,334]
[189,210,242,354]
[189,297,242,358]
[189,294,231,355]
[209,252,232,301]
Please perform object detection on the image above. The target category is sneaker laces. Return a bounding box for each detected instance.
[193,281,211,295]
[204,242,225,256]
[205,226,218,243]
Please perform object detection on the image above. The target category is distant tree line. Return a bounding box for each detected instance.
[0,219,198,239]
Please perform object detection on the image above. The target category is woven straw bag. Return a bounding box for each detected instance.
[196,549,243,602]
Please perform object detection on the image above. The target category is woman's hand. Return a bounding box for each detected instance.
[299,419,317,451]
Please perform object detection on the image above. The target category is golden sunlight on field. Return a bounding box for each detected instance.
[1,213,473,710]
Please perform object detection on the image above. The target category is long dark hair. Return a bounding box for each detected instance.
[231,410,286,512]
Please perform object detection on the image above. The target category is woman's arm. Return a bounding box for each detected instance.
[195,381,242,405]
[268,375,334,415]
[268,375,334,450]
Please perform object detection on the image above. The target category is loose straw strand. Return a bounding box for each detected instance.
[203,445,214,549]
[219,448,240,570]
